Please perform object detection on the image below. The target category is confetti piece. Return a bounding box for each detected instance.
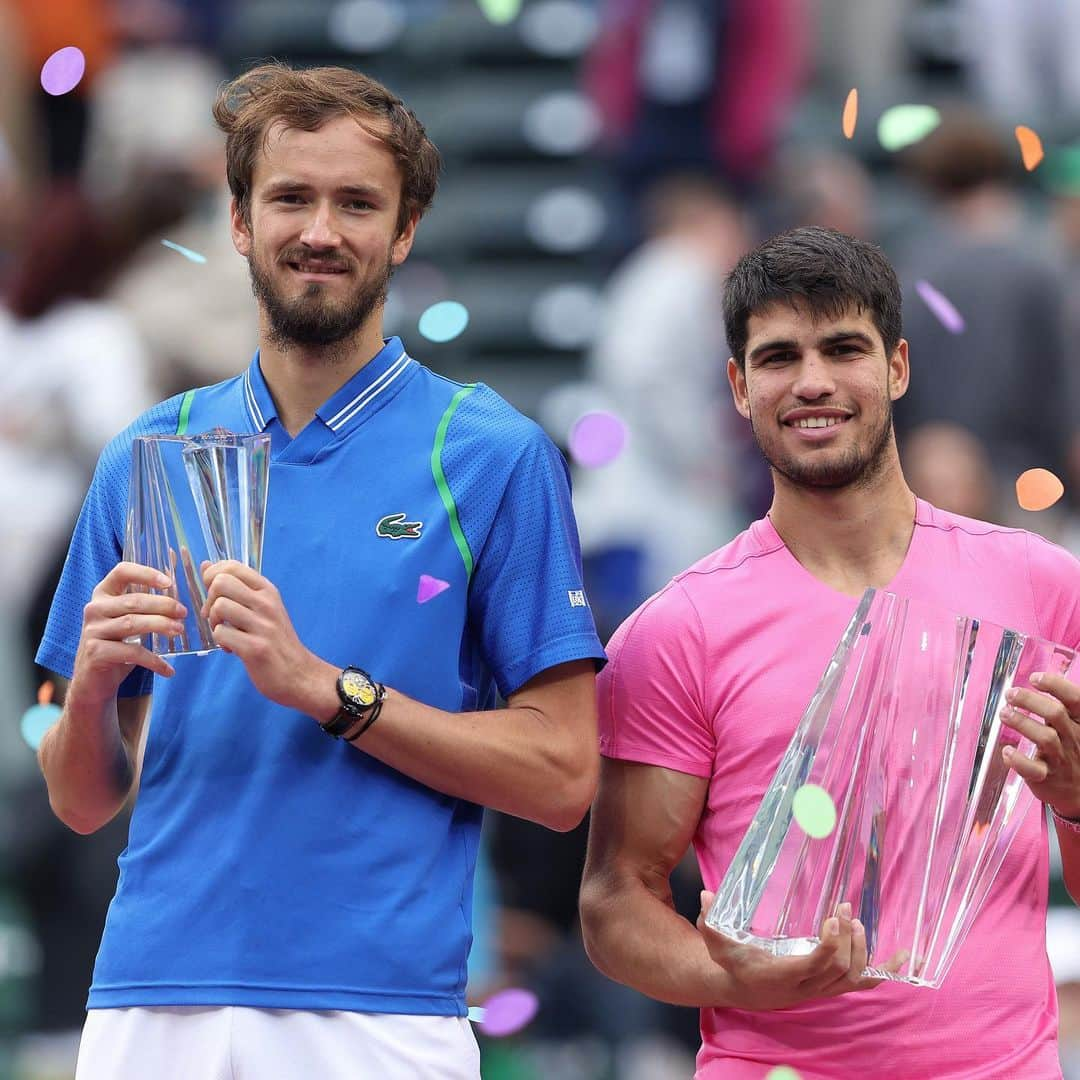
[479,988,539,1037]
[40,47,86,96]
[1015,126,1044,171]
[914,280,965,334]
[765,1069,802,1080]
[1016,468,1064,511]
[418,301,469,343]
[568,411,628,469]
[161,239,208,264]
[792,784,836,839]
[417,574,451,604]
[842,89,858,140]
[467,1006,486,1023]
[877,105,940,152]
[21,685,62,751]
[477,0,523,24]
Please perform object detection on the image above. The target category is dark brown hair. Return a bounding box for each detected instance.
[723,226,902,369]
[212,62,442,236]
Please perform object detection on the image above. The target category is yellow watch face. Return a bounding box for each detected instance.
[342,670,377,707]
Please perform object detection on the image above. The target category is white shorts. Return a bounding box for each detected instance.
[75,1006,481,1080]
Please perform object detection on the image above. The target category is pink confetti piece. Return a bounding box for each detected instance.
[417,574,450,604]
[568,410,628,468]
[478,988,539,1037]
[914,280,965,334]
[40,47,86,97]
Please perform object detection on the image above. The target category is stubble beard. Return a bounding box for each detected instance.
[248,245,395,356]
[750,399,896,492]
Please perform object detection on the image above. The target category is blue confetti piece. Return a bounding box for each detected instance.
[161,239,208,264]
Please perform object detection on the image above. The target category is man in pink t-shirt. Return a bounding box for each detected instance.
[579,225,1080,1079]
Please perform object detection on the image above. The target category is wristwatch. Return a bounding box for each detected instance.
[320,666,385,738]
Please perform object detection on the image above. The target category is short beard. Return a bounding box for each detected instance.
[248,249,394,354]
[751,401,895,492]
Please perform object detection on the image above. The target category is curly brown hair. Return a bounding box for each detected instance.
[212,62,441,237]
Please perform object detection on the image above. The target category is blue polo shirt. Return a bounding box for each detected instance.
[37,337,606,1015]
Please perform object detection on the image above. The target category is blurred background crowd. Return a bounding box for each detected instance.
[2,0,1080,1077]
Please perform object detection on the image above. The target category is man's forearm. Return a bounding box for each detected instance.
[295,658,595,832]
[38,689,132,835]
[579,875,735,1008]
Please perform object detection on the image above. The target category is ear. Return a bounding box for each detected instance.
[391,209,420,266]
[230,197,252,258]
[728,356,751,420]
[888,338,910,401]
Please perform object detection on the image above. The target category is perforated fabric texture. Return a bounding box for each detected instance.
[438,382,605,697]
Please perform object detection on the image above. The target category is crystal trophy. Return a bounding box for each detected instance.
[705,588,1076,989]
[122,432,270,657]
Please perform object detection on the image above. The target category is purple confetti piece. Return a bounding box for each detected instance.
[478,988,539,1037]
[568,410,628,469]
[915,280,965,334]
[40,47,86,97]
[417,574,450,604]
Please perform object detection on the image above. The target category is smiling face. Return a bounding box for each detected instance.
[230,113,417,349]
[728,301,909,491]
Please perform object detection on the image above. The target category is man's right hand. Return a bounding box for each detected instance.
[70,562,187,704]
[697,890,907,1011]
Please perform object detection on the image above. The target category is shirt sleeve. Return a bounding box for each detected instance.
[1025,531,1080,652]
[457,413,607,698]
[597,580,714,777]
[35,435,153,698]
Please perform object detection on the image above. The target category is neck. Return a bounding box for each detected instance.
[767,453,917,597]
[256,317,387,438]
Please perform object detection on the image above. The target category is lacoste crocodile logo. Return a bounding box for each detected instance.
[376,512,423,540]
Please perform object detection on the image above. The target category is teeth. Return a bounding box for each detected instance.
[295,264,343,273]
[795,417,846,428]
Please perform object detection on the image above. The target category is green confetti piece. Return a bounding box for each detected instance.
[792,784,837,839]
[477,0,522,24]
[877,105,941,152]
[766,1068,802,1080]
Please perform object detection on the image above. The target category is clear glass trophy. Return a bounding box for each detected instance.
[705,588,1076,989]
[122,432,271,657]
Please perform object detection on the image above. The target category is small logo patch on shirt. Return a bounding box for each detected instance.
[568,590,588,608]
[376,513,423,540]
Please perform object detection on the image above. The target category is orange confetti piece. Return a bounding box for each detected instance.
[37,681,54,706]
[1015,126,1044,171]
[842,88,858,140]
[1016,468,1063,511]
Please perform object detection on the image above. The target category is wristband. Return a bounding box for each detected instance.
[1051,806,1080,834]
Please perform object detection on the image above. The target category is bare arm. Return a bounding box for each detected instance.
[297,657,599,833]
[580,759,731,1005]
[39,689,150,834]
[38,562,184,835]
[579,758,894,1010]
[201,560,599,833]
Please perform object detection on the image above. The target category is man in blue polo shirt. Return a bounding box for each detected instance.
[35,62,605,1079]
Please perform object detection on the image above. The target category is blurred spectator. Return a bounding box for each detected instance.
[766,148,875,240]
[584,0,810,246]
[90,49,255,392]
[962,0,1080,128]
[893,106,1075,525]
[568,173,751,634]
[901,421,997,522]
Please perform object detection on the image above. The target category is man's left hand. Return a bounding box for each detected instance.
[1000,671,1080,819]
[201,560,318,712]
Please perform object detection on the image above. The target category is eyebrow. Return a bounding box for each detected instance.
[748,330,875,362]
[261,179,385,199]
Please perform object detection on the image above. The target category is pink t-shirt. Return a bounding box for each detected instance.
[598,499,1080,1080]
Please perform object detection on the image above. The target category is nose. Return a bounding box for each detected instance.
[298,201,341,249]
[791,351,836,400]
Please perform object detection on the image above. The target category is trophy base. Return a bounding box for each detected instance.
[708,925,936,988]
